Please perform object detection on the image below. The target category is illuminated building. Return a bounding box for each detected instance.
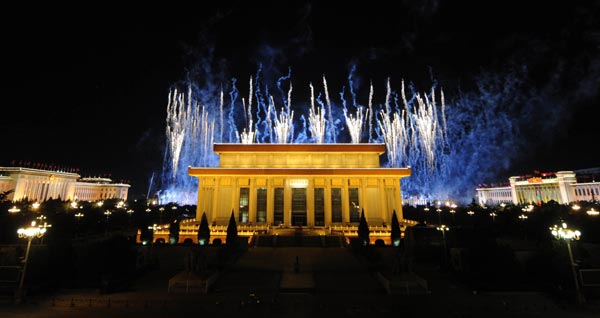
[189,144,411,228]
[0,167,129,202]
[476,170,600,205]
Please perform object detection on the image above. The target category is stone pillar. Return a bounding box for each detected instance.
[509,176,519,205]
[284,180,291,226]
[248,178,256,223]
[394,179,403,221]
[196,178,203,220]
[557,171,577,204]
[342,178,349,223]
[267,178,274,225]
[307,178,314,227]
[324,178,332,226]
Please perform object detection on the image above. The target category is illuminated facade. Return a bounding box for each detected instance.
[189,144,411,227]
[476,171,599,205]
[0,167,129,202]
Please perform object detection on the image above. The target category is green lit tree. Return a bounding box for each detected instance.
[391,210,401,246]
[226,210,238,248]
[197,212,210,246]
[358,208,370,246]
[169,219,180,244]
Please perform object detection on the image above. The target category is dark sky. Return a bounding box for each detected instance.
[2,0,599,197]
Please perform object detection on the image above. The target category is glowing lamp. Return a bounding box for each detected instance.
[17,221,47,238]
[550,222,581,241]
[8,206,21,213]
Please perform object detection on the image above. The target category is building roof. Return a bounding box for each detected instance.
[189,167,411,177]
[213,143,386,154]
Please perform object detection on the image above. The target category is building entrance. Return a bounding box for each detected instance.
[292,188,307,226]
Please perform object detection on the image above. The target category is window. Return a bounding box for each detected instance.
[292,188,307,226]
[314,188,325,226]
[331,188,342,223]
[274,188,284,225]
[239,188,249,223]
[257,188,267,222]
[349,188,360,222]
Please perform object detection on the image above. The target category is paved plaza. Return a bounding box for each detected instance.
[1,245,599,318]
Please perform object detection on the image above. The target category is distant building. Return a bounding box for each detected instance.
[476,169,599,206]
[0,167,129,202]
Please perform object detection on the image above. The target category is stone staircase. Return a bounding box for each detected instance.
[254,234,344,247]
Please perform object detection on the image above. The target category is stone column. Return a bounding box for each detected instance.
[307,178,314,227]
[324,178,332,226]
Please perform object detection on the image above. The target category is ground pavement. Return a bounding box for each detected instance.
[1,245,599,318]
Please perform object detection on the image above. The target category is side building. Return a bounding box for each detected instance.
[476,170,600,206]
[189,143,411,227]
[0,167,129,202]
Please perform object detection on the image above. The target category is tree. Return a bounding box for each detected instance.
[358,208,370,246]
[169,219,180,245]
[226,210,238,248]
[0,189,14,201]
[391,210,401,246]
[197,212,210,246]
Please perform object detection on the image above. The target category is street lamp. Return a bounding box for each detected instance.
[587,208,599,216]
[15,221,46,304]
[489,212,497,223]
[8,205,21,213]
[74,212,84,237]
[104,210,112,236]
[31,202,40,210]
[126,209,134,226]
[522,204,534,213]
[518,214,528,240]
[35,215,51,244]
[436,224,450,269]
[159,207,165,224]
[550,222,584,305]
[449,209,456,224]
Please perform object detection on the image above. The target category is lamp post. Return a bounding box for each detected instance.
[74,212,84,237]
[550,222,584,305]
[15,221,46,304]
[35,215,51,244]
[489,212,497,223]
[449,208,456,224]
[159,207,165,224]
[518,214,528,240]
[423,206,429,224]
[104,210,112,236]
[436,224,450,269]
[8,205,21,213]
[126,209,134,226]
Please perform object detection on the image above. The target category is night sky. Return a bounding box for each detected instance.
[2,1,598,198]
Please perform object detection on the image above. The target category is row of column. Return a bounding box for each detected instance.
[198,176,402,227]
[14,176,74,201]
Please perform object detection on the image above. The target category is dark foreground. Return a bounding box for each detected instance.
[1,246,599,318]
